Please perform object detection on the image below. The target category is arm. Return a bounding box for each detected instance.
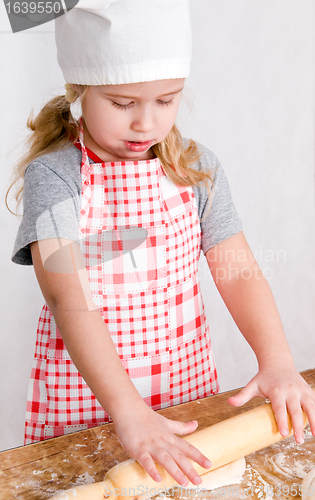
[205,232,315,442]
[31,239,211,485]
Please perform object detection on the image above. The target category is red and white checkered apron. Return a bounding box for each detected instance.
[24,132,218,444]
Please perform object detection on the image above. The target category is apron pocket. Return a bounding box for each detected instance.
[121,353,170,411]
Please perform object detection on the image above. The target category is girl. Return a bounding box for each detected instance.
[9,0,315,488]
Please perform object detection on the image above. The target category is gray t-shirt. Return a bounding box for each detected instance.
[12,143,242,265]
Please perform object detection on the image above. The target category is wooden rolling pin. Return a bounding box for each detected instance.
[50,402,308,500]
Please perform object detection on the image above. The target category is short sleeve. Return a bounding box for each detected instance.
[191,145,243,254]
[12,161,80,265]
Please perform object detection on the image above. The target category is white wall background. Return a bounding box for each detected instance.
[0,1,314,452]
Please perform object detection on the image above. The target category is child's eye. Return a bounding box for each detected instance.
[157,99,173,107]
[112,101,133,110]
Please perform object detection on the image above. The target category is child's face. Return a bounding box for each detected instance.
[81,78,185,162]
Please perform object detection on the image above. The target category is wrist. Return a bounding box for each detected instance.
[110,394,150,424]
[258,351,295,372]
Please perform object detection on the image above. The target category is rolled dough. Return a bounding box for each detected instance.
[49,459,246,499]
[302,467,315,500]
[186,457,246,491]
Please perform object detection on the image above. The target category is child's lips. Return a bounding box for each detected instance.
[124,140,153,152]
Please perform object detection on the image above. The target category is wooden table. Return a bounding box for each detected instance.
[1,369,314,500]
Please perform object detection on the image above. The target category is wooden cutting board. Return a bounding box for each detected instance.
[1,369,314,500]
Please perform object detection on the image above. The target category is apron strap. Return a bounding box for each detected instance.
[74,140,104,164]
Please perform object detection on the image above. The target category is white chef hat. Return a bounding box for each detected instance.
[55,0,192,86]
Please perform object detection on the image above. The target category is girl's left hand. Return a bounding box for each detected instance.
[228,366,315,444]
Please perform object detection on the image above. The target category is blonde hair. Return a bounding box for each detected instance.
[6,85,213,213]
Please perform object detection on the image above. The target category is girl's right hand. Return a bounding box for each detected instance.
[113,403,212,486]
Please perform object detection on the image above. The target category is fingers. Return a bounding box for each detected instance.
[303,393,315,437]
[150,447,195,486]
[269,382,315,444]
[174,435,212,472]
[228,380,264,407]
[167,419,199,436]
[149,437,210,486]
[268,392,290,438]
[228,388,249,407]
[273,396,305,443]
[290,403,305,444]
[164,419,212,480]
[227,372,315,446]
[137,453,162,483]
[137,445,197,486]
[135,420,211,486]
[289,387,315,442]
[118,413,209,486]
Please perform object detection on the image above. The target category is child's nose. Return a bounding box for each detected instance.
[131,107,155,133]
